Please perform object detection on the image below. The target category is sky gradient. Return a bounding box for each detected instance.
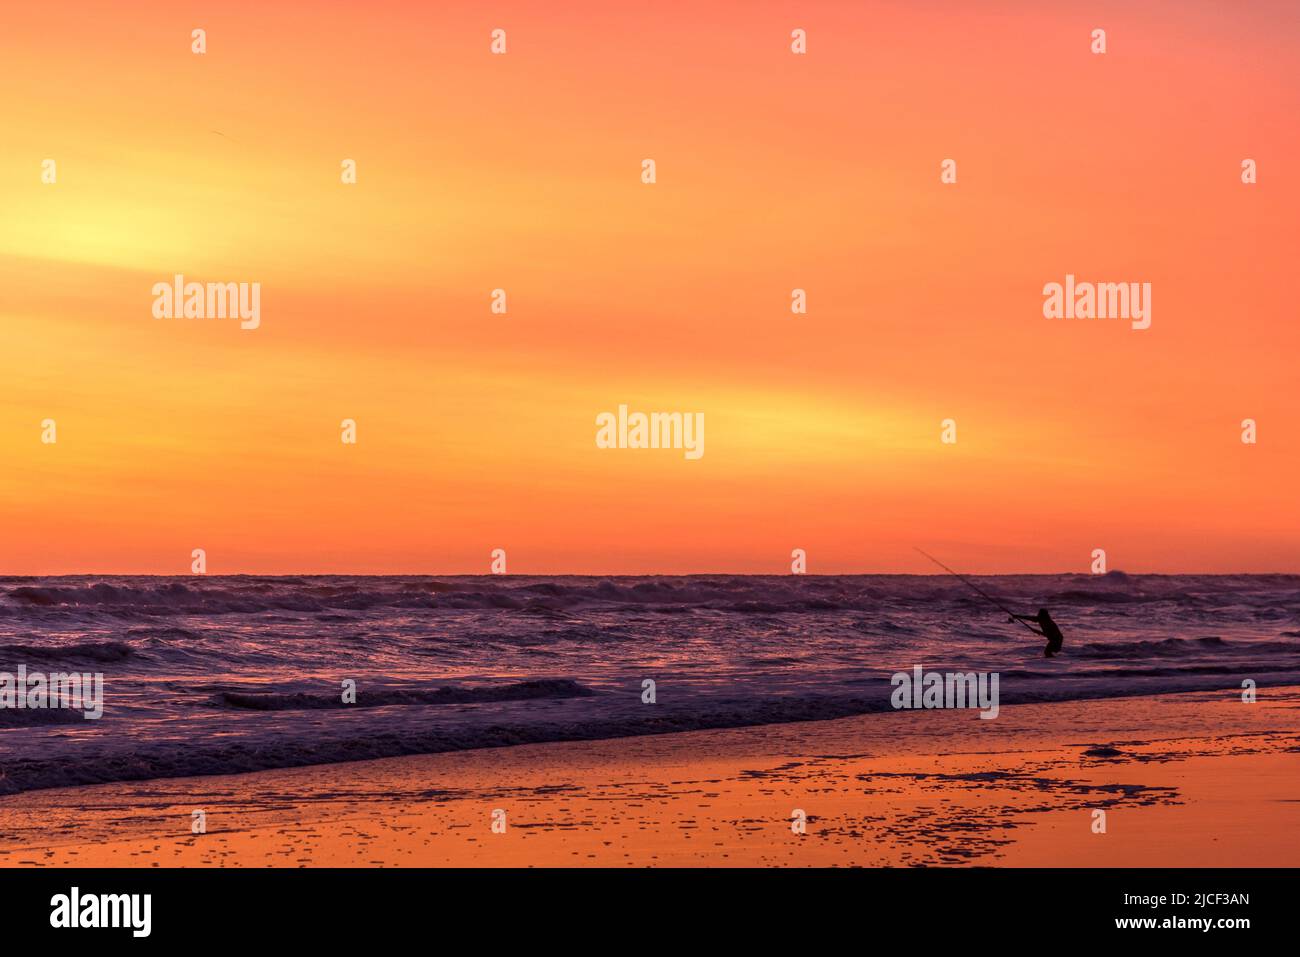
[2,0,1298,574]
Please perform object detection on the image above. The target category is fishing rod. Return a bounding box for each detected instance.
[914,547,1041,636]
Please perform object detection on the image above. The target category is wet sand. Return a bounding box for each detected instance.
[1,686,1297,867]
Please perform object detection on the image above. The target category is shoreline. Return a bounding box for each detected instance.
[2,686,1297,867]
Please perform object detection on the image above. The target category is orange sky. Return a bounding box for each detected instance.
[2,0,1298,574]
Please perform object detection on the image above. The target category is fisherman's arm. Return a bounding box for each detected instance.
[1007,615,1045,635]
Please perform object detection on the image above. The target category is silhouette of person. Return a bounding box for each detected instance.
[1009,608,1064,657]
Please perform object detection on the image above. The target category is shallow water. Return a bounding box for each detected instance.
[1,574,1297,795]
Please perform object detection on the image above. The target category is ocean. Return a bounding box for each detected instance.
[2,573,1298,795]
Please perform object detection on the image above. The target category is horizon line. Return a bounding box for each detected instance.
[3,570,1299,578]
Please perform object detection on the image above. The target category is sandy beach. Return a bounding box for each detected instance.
[2,685,1296,868]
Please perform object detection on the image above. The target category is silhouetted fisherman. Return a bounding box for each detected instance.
[913,549,1066,657]
[1009,608,1065,657]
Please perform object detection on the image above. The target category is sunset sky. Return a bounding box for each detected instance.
[2,0,1298,574]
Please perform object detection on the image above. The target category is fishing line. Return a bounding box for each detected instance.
[914,547,1041,636]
